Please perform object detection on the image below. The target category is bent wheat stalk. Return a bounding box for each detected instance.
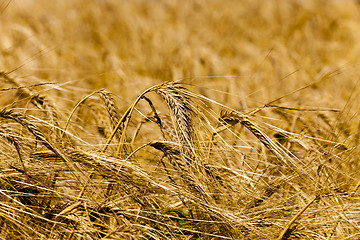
[1,72,59,126]
[277,196,318,240]
[102,82,196,157]
[0,108,91,188]
[0,125,25,172]
[99,89,122,140]
[154,83,196,157]
[101,84,161,152]
[60,90,100,141]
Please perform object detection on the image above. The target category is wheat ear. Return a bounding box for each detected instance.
[154,82,195,157]
[0,125,25,171]
[1,72,59,125]
[0,108,91,187]
[98,89,122,140]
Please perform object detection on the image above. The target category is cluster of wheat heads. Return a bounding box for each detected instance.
[0,73,360,239]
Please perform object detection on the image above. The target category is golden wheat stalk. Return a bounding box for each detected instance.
[101,84,161,152]
[154,82,196,157]
[277,196,318,240]
[102,82,196,157]
[60,90,99,141]
[1,72,59,126]
[0,108,92,188]
[99,89,122,139]
[0,125,26,172]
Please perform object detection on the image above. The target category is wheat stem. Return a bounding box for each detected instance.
[102,84,161,153]
[277,196,318,240]
[60,90,100,141]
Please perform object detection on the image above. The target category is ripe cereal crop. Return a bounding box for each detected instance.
[1,0,360,239]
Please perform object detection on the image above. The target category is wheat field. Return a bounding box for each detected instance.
[1,0,360,239]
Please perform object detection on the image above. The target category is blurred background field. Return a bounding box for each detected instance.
[1,0,360,239]
[2,0,360,105]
